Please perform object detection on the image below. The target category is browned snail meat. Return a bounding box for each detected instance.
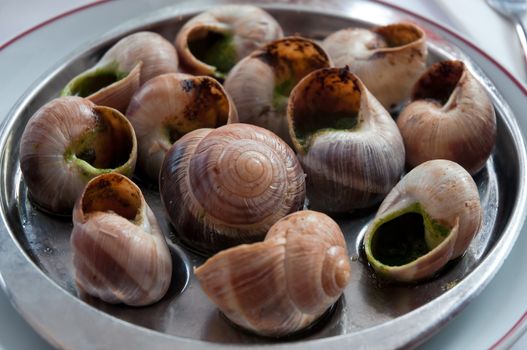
[159,123,306,253]
[195,210,351,337]
[287,67,405,212]
[322,22,427,110]
[397,60,497,175]
[71,173,172,306]
[19,96,137,215]
[175,5,283,79]
[126,73,238,181]
[62,31,179,112]
[364,159,482,282]
[224,36,331,146]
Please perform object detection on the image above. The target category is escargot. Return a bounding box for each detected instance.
[19,96,137,215]
[159,123,306,253]
[62,31,179,112]
[175,5,283,79]
[126,73,238,181]
[287,67,405,212]
[364,159,482,282]
[397,60,497,175]
[195,210,351,337]
[71,173,172,306]
[322,22,427,110]
[224,36,331,146]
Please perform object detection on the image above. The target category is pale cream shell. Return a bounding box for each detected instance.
[322,22,427,109]
[364,159,482,282]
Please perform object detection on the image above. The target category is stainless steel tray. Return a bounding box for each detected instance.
[0,1,526,349]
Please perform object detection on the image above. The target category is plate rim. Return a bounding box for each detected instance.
[0,1,526,349]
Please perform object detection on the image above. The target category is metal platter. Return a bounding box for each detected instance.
[0,1,526,349]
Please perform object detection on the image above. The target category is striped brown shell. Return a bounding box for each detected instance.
[159,123,306,253]
[71,173,172,306]
[195,210,351,337]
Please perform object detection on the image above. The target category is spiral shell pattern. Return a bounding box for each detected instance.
[126,73,238,181]
[266,210,350,314]
[159,123,306,253]
[397,60,496,175]
[19,96,137,215]
[322,22,427,109]
[71,173,172,306]
[195,210,350,337]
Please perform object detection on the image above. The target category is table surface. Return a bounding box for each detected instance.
[0,0,525,349]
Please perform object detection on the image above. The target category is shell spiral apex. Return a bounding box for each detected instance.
[195,210,350,337]
[159,123,306,253]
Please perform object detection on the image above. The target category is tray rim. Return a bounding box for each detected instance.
[0,1,526,349]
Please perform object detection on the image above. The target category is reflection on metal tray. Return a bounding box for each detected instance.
[0,1,525,349]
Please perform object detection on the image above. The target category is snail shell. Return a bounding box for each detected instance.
[62,31,179,112]
[71,173,172,306]
[159,123,306,253]
[175,5,283,78]
[224,36,331,146]
[364,159,482,282]
[322,22,427,109]
[126,73,238,181]
[287,67,405,212]
[19,96,137,215]
[195,210,351,337]
[397,60,497,175]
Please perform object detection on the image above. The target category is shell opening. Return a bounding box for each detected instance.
[411,60,464,106]
[375,23,423,48]
[289,68,360,152]
[368,203,451,267]
[62,62,128,98]
[256,38,331,111]
[187,28,236,77]
[65,107,134,174]
[81,174,141,221]
[165,77,231,144]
